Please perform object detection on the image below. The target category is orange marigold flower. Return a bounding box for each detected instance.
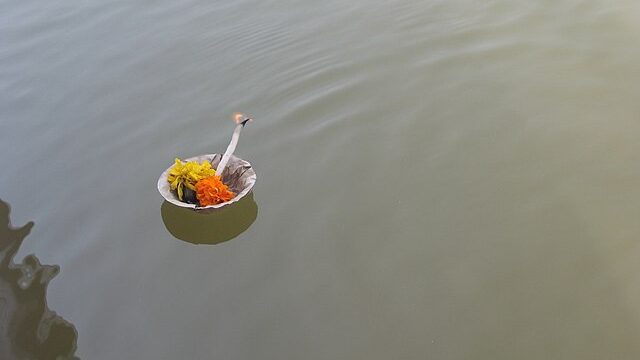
[195,176,236,206]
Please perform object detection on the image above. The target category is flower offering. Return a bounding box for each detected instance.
[158,113,256,211]
[167,159,235,206]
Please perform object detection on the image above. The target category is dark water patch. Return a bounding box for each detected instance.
[0,199,78,360]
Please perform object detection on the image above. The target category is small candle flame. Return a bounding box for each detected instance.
[217,113,251,176]
[233,113,246,124]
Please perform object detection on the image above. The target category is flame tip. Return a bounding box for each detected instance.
[233,112,252,124]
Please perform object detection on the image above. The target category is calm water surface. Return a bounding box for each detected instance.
[2,0,640,358]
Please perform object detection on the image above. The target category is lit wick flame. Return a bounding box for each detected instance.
[216,112,253,175]
[233,113,252,124]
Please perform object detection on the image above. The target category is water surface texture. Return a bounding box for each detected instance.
[2,0,640,359]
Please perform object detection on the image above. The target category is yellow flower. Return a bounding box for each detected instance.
[167,158,216,201]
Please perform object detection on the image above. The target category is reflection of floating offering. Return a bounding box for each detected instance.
[161,192,258,245]
[157,114,256,211]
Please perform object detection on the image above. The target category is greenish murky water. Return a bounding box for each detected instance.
[2,0,640,358]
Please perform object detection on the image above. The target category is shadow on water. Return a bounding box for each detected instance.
[0,199,78,360]
[161,192,258,245]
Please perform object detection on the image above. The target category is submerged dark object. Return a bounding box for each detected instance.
[157,153,256,212]
[0,199,79,360]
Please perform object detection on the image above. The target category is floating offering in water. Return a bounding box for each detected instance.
[157,114,256,211]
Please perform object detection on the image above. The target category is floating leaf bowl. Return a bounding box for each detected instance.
[157,153,256,212]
